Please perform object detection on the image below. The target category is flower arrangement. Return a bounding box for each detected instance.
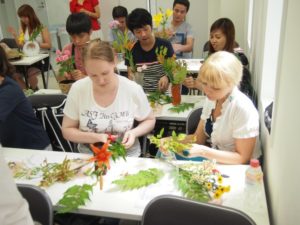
[55,49,75,77]
[153,8,173,40]
[156,46,187,84]
[176,161,230,202]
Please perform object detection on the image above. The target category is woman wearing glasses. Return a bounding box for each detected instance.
[62,40,155,156]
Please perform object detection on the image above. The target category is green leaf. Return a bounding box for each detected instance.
[168,103,195,113]
[56,184,95,214]
[113,168,164,190]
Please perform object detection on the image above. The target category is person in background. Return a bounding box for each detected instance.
[171,51,259,164]
[0,46,51,150]
[126,8,174,93]
[168,0,194,59]
[69,0,102,40]
[0,151,35,225]
[63,12,92,81]
[62,40,155,157]
[108,5,135,44]
[7,4,52,91]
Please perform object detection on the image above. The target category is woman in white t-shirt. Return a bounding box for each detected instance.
[62,40,155,156]
[178,51,259,164]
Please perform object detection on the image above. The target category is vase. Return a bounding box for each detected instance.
[171,84,181,106]
[133,72,144,86]
[23,41,40,57]
[58,79,75,94]
[116,52,124,63]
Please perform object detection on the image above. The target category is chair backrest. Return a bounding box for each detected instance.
[0,38,18,48]
[28,94,75,152]
[142,195,256,225]
[186,107,203,134]
[17,184,53,225]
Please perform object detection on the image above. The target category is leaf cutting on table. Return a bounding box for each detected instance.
[168,102,195,113]
[112,168,164,190]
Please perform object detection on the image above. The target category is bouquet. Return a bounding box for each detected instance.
[55,49,75,77]
[153,8,173,40]
[156,46,187,84]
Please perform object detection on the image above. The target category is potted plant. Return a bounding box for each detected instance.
[55,49,75,94]
[156,46,187,105]
[22,25,43,57]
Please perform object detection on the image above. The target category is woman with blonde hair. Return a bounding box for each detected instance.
[62,40,155,156]
[177,51,259,164]
[7,4,51,90]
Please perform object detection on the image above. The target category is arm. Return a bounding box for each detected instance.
[80,3,100,19]
[172,37,194,53]
[187,137,256,164]
[7,26,22,47]
[40,27,52,49]
[69,0,77,13]
[122,112,155,149]
[62,115,108,144]
[158,75,169,92]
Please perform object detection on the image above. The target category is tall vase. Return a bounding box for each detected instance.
[171,84,181,106]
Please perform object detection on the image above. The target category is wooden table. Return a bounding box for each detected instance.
[3,148,270,225]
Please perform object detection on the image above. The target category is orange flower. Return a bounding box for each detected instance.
[124,41,135,51]
[89,141,112,170]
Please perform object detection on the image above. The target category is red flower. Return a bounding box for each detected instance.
[89,141,112,170]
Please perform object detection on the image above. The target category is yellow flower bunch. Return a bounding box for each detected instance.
[153,8,173,40]
[18,32,25,45]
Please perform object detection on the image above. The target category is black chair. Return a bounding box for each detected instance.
[142,195,256,225]
[28,94,76,152]
[17,184,53,225]
[186,107,203,134]
[0,38,19,48]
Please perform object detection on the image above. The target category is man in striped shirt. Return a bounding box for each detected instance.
[126,8,174,93]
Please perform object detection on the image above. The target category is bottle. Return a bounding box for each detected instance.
[245,159,263,185]
[244,159,264,214]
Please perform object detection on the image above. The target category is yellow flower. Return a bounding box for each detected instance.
[18,32,25,45]
[205,182,212,190]
[153,13,163,28]
[224,185,231,192]
[217,175,223,184]
[217,186,225,194]
[213,189,223,199]
[165,9,173,18]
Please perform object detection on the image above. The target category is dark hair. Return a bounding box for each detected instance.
[127,8,152,33]
[66,12,92,35]
[17,4,41,34]
[112,6,128,19]
[209,18,235,53]
[0,46,15,77]
[173,0,190,12]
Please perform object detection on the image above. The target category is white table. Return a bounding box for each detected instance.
[154,95,205,122]
[117,58,203,74]
[10,53,49,88]
[3,148,270,225]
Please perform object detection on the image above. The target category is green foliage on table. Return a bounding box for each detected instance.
[39,158,77,187]
[168,102,195,113]
[113,168,164,190]
[56,184,94,214]
[175,168,211,202]
[149,129,194,154]
[147,91,172,105]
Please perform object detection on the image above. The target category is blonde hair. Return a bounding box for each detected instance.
[198,51,243,89]
[83,40,115,65]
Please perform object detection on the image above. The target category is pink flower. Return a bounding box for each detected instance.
[62,55,69,61]
[63,49,71,57]
[109,20,120,29]
[56,49,61,55]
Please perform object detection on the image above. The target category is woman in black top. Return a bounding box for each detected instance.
[0,46,50,150]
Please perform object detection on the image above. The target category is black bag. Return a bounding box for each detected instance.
[27,94,75,152]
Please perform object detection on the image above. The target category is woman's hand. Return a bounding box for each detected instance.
[70,69,85,80]
[7,26,17,38]
[122,130,136,149]
[158,75,169,92]
[180,144,210,158]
